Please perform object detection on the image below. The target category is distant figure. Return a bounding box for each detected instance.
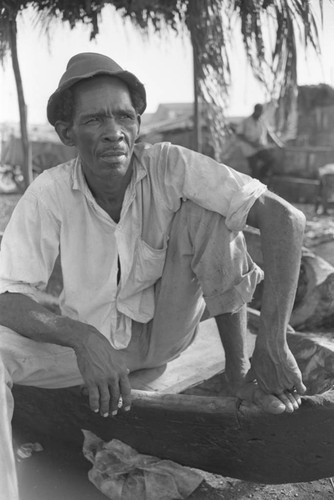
[236,104,284,184]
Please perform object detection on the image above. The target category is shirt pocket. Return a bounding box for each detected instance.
[131,237,167,291]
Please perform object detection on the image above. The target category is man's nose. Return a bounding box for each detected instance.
[102,118,123,141]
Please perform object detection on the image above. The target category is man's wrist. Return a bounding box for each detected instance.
[52,315,99,351]
[256,320,288,349]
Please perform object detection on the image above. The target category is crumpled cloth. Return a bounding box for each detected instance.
[82,430,203,500]
[16,442,43,461]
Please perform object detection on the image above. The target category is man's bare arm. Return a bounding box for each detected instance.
[0,292,131,416]
[246,190,306,398]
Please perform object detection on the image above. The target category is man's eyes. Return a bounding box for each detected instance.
[118,112,136,121]
[83,113,135,124]
[84,117,99,124]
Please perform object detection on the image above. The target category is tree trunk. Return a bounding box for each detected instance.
[192,45,201,153]
[8,17,32,190]
[188,0,202,154]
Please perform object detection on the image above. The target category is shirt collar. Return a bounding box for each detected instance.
[71,156,88,193]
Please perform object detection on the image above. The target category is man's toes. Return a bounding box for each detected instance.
[253,389,286,415]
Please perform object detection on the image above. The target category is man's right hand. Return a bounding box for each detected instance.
[73,327,131,417]
[0,293,132,417]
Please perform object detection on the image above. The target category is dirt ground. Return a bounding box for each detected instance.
[1,193,334,500]
[14,449,334,500]
[13,432,334,500]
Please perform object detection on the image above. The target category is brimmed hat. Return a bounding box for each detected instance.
[47,52,147,125]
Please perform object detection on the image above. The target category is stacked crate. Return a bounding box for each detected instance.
[271,85,334,203]
[297,105,334,149]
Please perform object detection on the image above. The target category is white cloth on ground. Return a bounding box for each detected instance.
[82,430,203,500]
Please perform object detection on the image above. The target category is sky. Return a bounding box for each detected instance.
[1,2,334,125]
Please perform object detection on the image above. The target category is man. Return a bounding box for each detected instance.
[236,103,284,183]
[0,53,305,499]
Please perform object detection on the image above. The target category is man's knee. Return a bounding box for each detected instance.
[142,328,197,370]
[173,200,230,239]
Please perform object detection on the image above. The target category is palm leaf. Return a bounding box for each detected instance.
[1,0,331,159]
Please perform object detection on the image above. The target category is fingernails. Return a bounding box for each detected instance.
[93,409,99,413]
[111,410,118,416]
[103,412,109,418]
[272,400,285,409]
[124,406,131,412]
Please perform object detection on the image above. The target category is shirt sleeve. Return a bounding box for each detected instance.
[0,185,60,301]
[153,143,267,232]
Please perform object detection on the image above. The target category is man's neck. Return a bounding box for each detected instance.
[84,163,134,223]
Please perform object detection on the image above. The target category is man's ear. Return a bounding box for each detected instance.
[55,121,75,147]
[136,115,141,137]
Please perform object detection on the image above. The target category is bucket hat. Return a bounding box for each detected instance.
[47,52,146,125]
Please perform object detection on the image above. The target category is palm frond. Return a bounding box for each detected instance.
[0,0,330,159]
[226,0,324,137]
[186,0,233,159]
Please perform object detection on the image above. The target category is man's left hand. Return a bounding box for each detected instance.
[251,339,306,413]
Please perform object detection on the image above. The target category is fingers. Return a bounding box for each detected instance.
[240,378,305,415]
[88,383,113,417]
[107,372,132,416]
[253,386,303,414]
[119,375,132,412]
[294,380,307,395]
[252,388,286,415]
[100,384,114,417]
[88,385,100,414]
[255,371,306,402]
[238,382,287,415]
[276,389,302,413]
[87,373,131,417]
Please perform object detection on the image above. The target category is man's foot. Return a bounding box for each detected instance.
[236,380,302,415]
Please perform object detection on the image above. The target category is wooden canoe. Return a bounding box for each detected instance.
[12,314,334,485]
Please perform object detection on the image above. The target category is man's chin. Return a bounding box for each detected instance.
[97,159,131,177]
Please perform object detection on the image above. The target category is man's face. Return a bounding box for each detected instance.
[68,75,140,182]
[253,105,263,120]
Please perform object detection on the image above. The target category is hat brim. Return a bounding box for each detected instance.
[47,69,146,125]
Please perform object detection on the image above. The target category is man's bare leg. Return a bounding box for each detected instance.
[215,306,301,414]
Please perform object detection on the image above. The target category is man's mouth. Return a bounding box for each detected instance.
[100,149,125,156]
[99,150,126,161]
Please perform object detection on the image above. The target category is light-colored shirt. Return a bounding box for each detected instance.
[236,116,269,158]
[0,142,266,349]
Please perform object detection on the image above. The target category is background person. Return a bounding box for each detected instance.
[236,103,284,183]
